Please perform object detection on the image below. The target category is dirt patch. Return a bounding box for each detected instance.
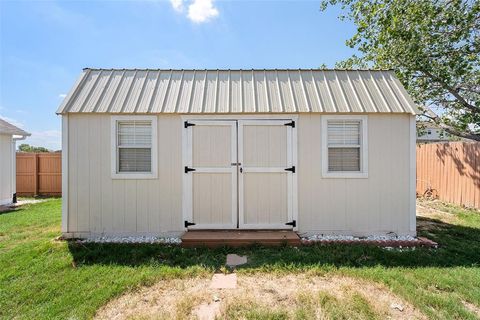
[95,274,425,320]
[462,300,480,318]
[416,201,459,234]
[417,200,456,223]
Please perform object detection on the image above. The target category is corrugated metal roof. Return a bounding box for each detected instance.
[57,69,420,114]
[0,118,30,136]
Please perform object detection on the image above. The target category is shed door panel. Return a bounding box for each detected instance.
[193,173,233,226]
[192,125,232,167]
[185,121,237,229]
[243,173,288,226]
[239,120,294,229]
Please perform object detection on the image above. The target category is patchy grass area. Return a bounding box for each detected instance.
[96,274,423,319]
[0,198,479,319]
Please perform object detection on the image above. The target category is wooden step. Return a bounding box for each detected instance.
[181,230,301,248]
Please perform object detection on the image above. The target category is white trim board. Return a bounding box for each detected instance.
[110,115,158,180]
[11,139,16,201]
[182,117,298,231]
[183,120,238,230]
[238,119,296,230]
[409,115,417,234]
[321,115,368,179]
[182,114,299,121]
[61,115,69,233]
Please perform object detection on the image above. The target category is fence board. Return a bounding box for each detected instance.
[16,153,62,196]
[416,142,480,209]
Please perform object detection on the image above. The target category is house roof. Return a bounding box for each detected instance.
[416,121,441,128]
[0,118,30,136]
[57,69,420,114]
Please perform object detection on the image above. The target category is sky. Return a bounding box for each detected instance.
[0,0,357,150]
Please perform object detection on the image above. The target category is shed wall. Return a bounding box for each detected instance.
[0,134,13,205]
[65,113,414,237]
[66,115,182,236]
[297,114,414,236]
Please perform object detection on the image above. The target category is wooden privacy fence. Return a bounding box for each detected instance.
[16,153,62,196]
[417,142,480,209]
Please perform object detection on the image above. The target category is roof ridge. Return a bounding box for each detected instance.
[82,68,395,72]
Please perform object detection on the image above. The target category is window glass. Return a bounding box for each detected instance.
[117,120,152,173]
[327,120,361,172]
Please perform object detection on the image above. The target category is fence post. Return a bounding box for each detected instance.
[34,153,39,196]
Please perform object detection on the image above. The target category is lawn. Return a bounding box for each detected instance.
[0,198,479,319]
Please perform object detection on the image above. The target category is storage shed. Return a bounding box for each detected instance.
[57,69,418,238]
[0,118,30,205]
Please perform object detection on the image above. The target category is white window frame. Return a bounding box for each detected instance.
[111,115,158,179]
[321,115,368,178]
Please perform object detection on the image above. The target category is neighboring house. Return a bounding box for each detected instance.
[417,122,451,142]
[57,68,419,238]
[0,118,30,205]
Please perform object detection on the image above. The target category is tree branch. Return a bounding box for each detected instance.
[421,110,480,141]
[420,68,480,114]
[441,126,480,142]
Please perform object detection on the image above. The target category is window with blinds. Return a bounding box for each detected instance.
[327,120,361,172]
[117,120,152,173]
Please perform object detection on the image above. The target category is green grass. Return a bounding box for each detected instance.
[0,199,479,319]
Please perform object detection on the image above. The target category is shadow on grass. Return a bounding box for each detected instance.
[0,207,20,215]
[68,217,480,270]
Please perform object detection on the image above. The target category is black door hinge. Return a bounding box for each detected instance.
[185,166,196,173]
[284,121,295,128]
[285,166,295,173]
[285,220,296,227]
[184,221,196,228]
[184,121,196,128]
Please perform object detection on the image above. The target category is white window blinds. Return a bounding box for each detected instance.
[117,120,152,173]
[327,120,361,172]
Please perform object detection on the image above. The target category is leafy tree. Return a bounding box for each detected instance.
[321,0,480,140]
[18,144,50,153]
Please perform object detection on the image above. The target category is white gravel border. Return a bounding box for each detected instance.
[302,234,418,242]
[78,236,182,244]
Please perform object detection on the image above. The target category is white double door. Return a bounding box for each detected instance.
[183,119,296,229]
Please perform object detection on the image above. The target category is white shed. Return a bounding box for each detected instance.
[57,68,419,238]
[0,118,30,205]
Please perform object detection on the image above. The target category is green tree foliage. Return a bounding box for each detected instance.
[321,0,480,140]
[18,144,50,153]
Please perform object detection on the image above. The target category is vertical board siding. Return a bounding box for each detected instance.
[67,113,415,237]
[416,142,480,209]
[193,174,232,225]
[67,114,183,235]
[243,173,288,225]
[297,114,413,236]
[16,153,62,196]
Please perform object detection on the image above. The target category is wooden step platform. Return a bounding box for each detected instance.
[181,230,301,248]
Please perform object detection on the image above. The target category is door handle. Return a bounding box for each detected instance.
[231,162,241,166]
